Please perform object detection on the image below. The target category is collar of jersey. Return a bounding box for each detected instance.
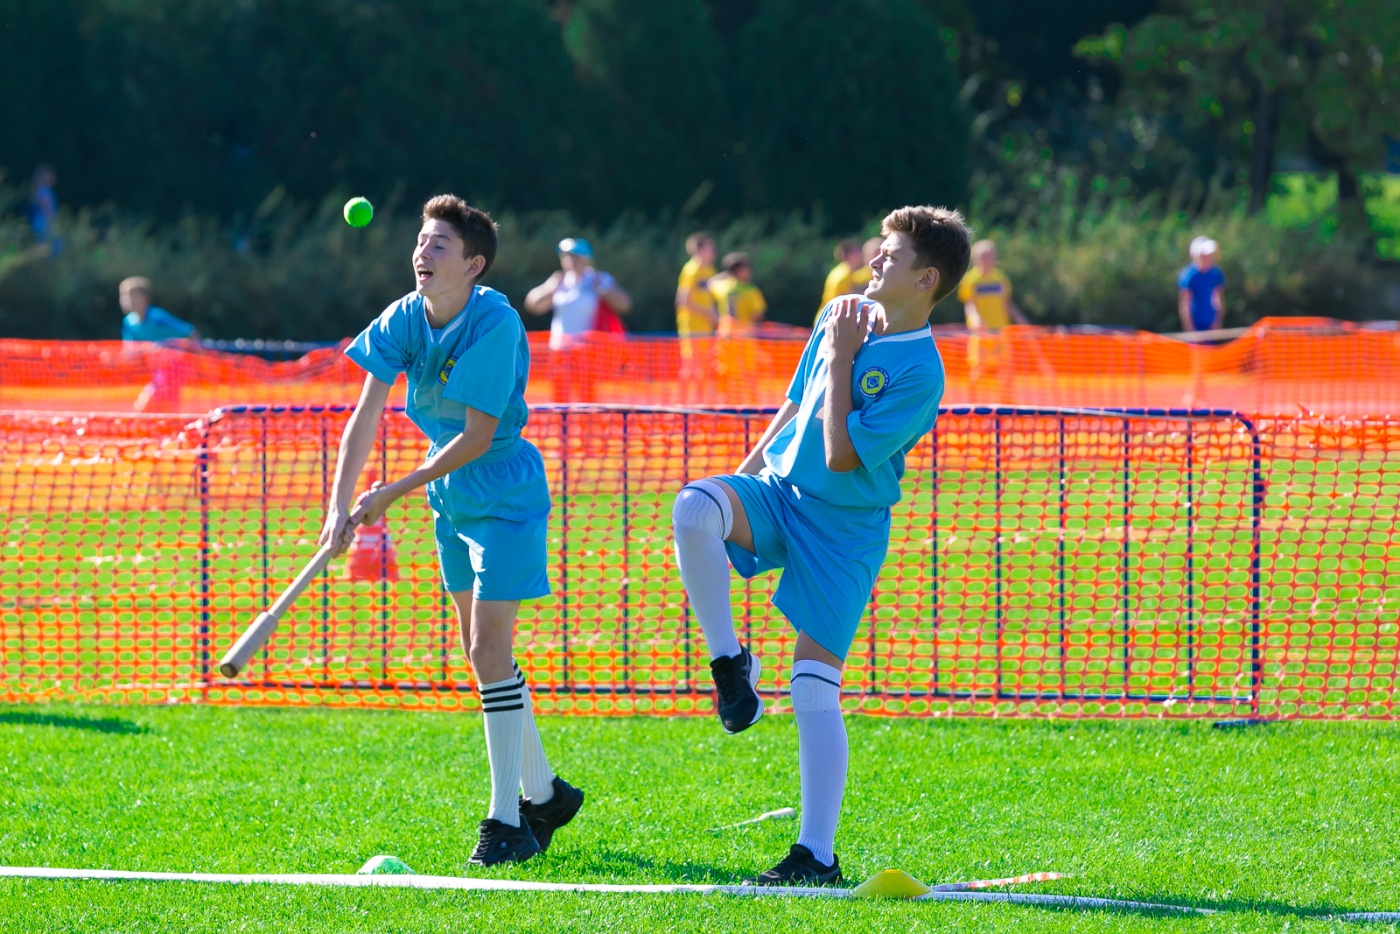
[423,287,479,344]
[867,323,932,345]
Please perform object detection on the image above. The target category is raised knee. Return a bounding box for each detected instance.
[790,664,842,714]
[672,479,734,537]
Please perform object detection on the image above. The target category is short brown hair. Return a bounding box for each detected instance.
[422,194,499,278]
[881,206,973,305]
[971,239,997,261]
[835,238,861,262]
[720,252,750,273]
[685,231,713,256]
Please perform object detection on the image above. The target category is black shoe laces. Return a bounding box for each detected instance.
[713,655,748,702]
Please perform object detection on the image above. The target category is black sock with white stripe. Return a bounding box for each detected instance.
[479,673,526,826]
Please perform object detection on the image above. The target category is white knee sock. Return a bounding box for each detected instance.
[514,660,556,803]
[479,674,525,826]
[791,659,846,867]
[672,481,742,660]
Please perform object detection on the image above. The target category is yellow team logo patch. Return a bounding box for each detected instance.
[438,358,456,386]
[858,366,889,399]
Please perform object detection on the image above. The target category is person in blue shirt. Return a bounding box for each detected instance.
[670,205,972,886]
[1177,237,1226,333]
[320,195,583,867]
[120,277,199,412]
[120,277,199,343]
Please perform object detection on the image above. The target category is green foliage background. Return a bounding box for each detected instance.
[0,0,1396,337]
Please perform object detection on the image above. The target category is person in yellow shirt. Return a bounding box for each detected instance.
[957,240,1028,396]
[849,236,880,293]
[676,231,719,337]
[957,239,1027,330]
[711,252,767,338]
[817,239,864,317]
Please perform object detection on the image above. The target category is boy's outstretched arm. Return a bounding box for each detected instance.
[320,374,393,555]
[348,405,501,528]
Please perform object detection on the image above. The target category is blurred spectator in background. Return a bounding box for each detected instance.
[25,165,58,253]
[676,231,718,337]
[120,277,198,342]
[1178,236,1226,333]
[958,240,1027,331]
[120,276,198,413]
[849,236,881,295]
[525,237,632,350]
[676,231,718,388]
[818,238,864,316]
[710,252,767,339]
[958,240,1027,396]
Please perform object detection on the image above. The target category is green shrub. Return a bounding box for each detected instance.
[0,184,1390,341]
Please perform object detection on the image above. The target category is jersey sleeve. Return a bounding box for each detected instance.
[846,363,944,473]
[596,271,617,294]
[1177,267,1194,290]
[442,312,523,418]
[345,300,412,385]
[153,309,196,338]
[787,304,831,404]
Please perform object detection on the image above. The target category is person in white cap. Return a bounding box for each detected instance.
[525,237,632,350]
[1177,236,1226,333]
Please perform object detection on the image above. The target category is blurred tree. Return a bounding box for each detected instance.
[1078,0,1400,221]
[1,0,589,222]
[701,0,762,40]
[0,0,97,203]
[564,0,728,216]
[732,0,969,226]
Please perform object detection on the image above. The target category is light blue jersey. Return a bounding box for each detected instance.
[764,300,945,508]
[347,287,530,453]
[345,286,550,600]
[717,299,945,659]
[122,307,195,343]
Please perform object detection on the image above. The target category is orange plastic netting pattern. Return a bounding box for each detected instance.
[2,317,1398,416]
[2,406,1397,719]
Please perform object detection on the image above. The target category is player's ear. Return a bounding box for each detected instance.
[466,254,487,278]
[918,265,940,293]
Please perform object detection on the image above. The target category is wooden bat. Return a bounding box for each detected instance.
[217,541,340,678]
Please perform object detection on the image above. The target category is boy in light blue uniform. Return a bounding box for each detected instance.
[671,206,972,886]
[120,277,198,343]
[321,195,582,867]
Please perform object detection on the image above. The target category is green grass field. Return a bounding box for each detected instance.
[1,704,1399,932]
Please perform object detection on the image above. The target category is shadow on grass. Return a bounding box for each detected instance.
[0,711,146,735]
[584,850,737,884]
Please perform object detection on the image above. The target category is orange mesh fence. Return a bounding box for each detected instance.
[2,318,1398,415]
[3,405,1398,718]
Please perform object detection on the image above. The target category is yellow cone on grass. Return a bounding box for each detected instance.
[853,869,932,899]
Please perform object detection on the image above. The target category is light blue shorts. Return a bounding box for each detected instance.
[426,439,552,601]
[718,471,889,660]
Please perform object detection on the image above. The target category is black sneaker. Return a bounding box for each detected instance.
[709,649,764,734]
[742,844,843,886]
[519,777,585,852]
[466,818,541,866]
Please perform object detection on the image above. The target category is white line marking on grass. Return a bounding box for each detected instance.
[29,866,1393,919]
[0,867,846,898]
[0,866,1191,914]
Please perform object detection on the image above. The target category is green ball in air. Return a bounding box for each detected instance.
[343,197,374,228]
